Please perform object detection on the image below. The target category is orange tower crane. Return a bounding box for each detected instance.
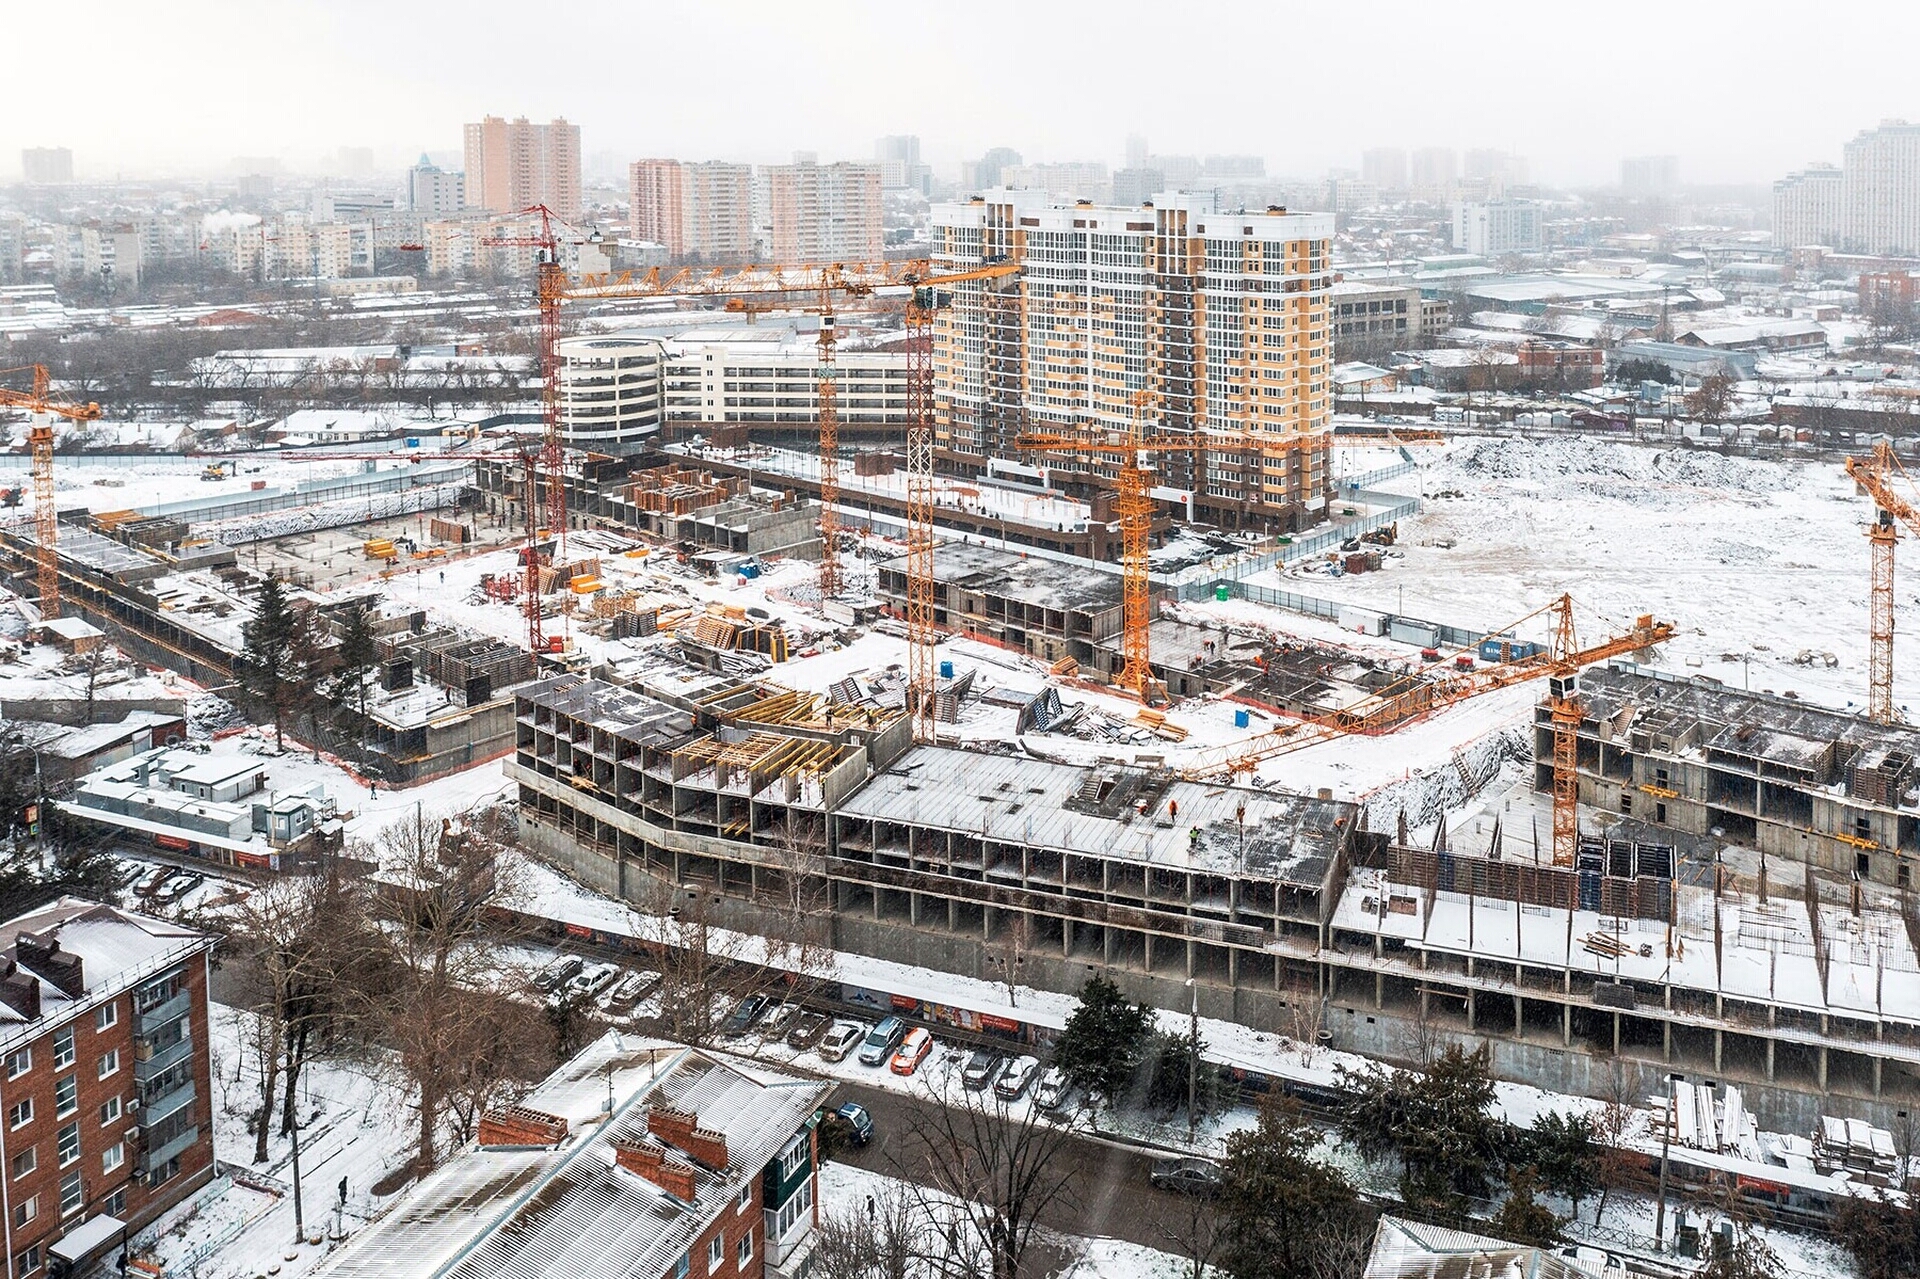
[899,259,1023,741]
[1844,440,1919,724]
[0,366,102,619]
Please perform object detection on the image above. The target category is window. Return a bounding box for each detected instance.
[707,1235,723,1272]
[13,1195,35,1227]
[8,1098,32,1129]
[103,1189,125,1218]
[57,1122,79,1168]
[11,1146,35,1179]
[671,1255,689,1279]
[776,1133,808,1181]
[102,1143,123,1174]
[52,1027,74,1069]
[95,1001,118,1032]
[6,1046,29,1078]
[98,1049,119,1080]
[59,1170,82,1217]
[737,1231,753,1266]
[54,1075,77,1118]
[100,1096,121,1127]
[16,1242,40,1275]
[737,1181,753,1212]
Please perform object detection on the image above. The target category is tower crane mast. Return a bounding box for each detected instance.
[1845,441,1920,724]
[0,366,102,619]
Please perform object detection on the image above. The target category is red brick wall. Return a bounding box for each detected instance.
[0,949,215,1278]
[679,1175,762,1279]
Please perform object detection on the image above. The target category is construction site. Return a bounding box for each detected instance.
[8,194,1920,1162]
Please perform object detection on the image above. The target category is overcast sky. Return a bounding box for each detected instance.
[8,1,1913,188]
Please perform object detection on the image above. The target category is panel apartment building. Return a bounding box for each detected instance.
[0,901,216,1278]
[629,160,755,263]
[1774,120,1920,255]
[464,116,582,223]
[929,190,1336,529]
[767,161,883,264]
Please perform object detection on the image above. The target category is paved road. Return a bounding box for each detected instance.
[829,1082,1211,1257]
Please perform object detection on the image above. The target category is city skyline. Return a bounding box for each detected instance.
[8,1,1919,187]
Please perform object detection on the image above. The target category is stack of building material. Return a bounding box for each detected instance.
[1813,1116,1900,1185]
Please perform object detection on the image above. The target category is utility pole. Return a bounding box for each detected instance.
[290,1100,306,1244]
[1654,1074,1674,1249]
[1185,977,1199,1146]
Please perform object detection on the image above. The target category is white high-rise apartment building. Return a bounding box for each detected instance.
[407,157,465,215]
[1452,200,1543,256]
[930,190,1335,525]
[767,161,882,263]
[1361,147,1408,191]
[1774,122,1920,254]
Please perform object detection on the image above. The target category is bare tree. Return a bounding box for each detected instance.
[357,807,537,1172]
[1153,1190,1222,1279]
[890,1082,1079,1279]
[814,1180,929,1279]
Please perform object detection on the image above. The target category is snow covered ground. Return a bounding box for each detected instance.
[1255,435,1905,716]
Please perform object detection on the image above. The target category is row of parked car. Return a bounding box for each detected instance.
[531,954,663,1016]
[131,863,206,905]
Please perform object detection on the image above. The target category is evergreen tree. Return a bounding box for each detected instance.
[238,573,308,750]
[334,604,378,729]
[1217,1096,1367,1279]
[1142,1027,1226,1124]
[1336,1043,1502,1219]
[1052,974,1154,1108]
[1492,1165,1561,1247]
[1522,1110,1601,1223]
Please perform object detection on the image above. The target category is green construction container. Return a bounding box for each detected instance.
[1214,584,1231,602]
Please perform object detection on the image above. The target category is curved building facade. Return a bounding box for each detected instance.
[556,336,666,454]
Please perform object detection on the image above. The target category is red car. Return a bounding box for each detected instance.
[889,1028,934,1076]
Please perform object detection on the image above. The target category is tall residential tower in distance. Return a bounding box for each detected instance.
[767,160,883,263]
[20,147,73,184]
[930,190,1334,528]
[629,159,754,262]
[463,116,581,222]
[1774,121,1920,255]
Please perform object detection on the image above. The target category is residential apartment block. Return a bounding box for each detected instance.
[1774,122,1920,255]
[19,150,71,185]
[766,161,882,264]
[629,160,754,263]
[406,157,464,216]
[1451,199,1544,256]
[929,190,1336,527]
[0,900,216,1278]
[315,1034,830,1279]
[463,116,582,223]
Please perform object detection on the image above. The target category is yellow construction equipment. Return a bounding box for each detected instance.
[1844,441,1919,724]
[0,366,102,619]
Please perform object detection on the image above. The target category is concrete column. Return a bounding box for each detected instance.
[1104,927,1114,967]
[909,892,920,927]
[1766,1037,1775,1082]
[1874,1054,1883,1098]
[1374,971,1384,1011]
[1562,1001,1571,1047]
[1467,989,1477,1031]
[1612,1011,1621,1055]
[1144,933,1154,973]
[1514,993,1523,1040]
[1185,939,1196,979]
[1061,919,1071,956]
[1714,1028,1723,1071]
[1663,1020,1671,1062]
[1818,1047,1828,1090]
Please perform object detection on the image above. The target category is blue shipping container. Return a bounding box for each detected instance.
[1478,637,1544,664]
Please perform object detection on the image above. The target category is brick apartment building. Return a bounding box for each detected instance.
[0,901,216,1278]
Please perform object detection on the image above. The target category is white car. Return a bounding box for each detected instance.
[567,962,618,999]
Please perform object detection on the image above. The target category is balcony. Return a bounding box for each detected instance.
[134,1032,193,1082]
[143,1125,200,1172]
[144,1080,196,1125]
[134,989,190,1035]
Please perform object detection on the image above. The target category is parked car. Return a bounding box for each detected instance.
[857,1016,907,1067]
[133,865,176,898]
[532,955,582,993]
[818,1021,864,1063]
[567,961,618,1000]
[993,1055,1039,1101]
[1034,1066,1073,1112]
[721,994,770,1039]
[889,1028,934,1076]
[835,1102,874,1147]
[601,969,660,1013]
[1149,1157,1223,1196]
[960,1049,1003,1092]
[757,1001,801,1038]
[157,872,204,903]
[787,1012,832,1050]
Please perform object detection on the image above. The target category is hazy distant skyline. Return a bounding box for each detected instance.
[9,1,1915,189]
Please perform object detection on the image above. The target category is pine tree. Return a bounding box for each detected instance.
[1523,1110,1601,1223]
[1336,1043,1502,1219]
[1217,1096,1366,1279]
[334,604,377,729]
[1052,974,1153,1109]
[1143,1028,1225,1124]
[1492,1164,1561,1247]
[238,573,307,750]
